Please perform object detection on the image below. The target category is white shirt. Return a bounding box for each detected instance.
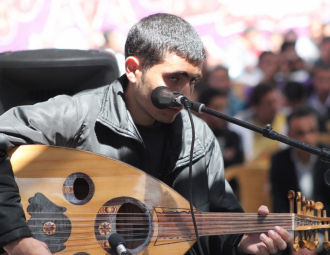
[291,150,318,200]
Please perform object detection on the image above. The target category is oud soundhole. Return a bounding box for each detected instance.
[116,203,149,249]
[63,173,95,205]
[73,178,89,200]
[95,197,153,255]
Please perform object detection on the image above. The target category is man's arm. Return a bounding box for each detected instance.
[0,96,79,253]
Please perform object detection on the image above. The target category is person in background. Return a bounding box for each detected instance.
[102,29,126,75]
[229,84,286,163]
[235,51,279,88]
[277,41,310,87]
[198,88,244,168]
[206,65,245,116]
[270,106,330,255]
[281,81,307,116]
[308,63,330,132]
[314,37,330,67]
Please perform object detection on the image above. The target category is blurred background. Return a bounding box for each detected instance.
[1,0,330,77]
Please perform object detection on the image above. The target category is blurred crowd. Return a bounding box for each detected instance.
[190,25,330,255]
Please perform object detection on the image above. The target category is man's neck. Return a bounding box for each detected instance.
[294,150,312,164]
[124,82,155,126]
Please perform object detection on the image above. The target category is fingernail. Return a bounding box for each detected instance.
[269,230,275,236]
[275,226,281,232]
[260,233,267,240]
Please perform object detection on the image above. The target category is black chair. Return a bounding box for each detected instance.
[0,49,119,114]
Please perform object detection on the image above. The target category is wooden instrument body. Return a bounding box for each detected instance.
[9,145,196,255]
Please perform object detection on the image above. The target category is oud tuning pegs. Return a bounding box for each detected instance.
[307,230,316,250]
[314,229,319,249]
[290,191,325,251]
[323,210,330,251]
[288,190,295,214]
[315,202,324,218]
[293,231,300,252]
[296,191,302,214]
[310,201,315,216]
[306,201,311,216]
[299,232,308,249]
[302,196,307,215]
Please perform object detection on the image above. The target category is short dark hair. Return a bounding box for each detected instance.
[258,51,274,63]
[283,81,306,101]
[249,84,274,106]
[287,105,318,127]
[210,65,228,73]
[125,13,206,71]
[280,41,295,52]
[321,36,330,45]
[198,88,227,107]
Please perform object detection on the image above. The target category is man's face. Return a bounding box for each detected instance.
[254,91,278,125]
[208,69,230,91]
[259,53,278,77]
[130,53,202,126]
[313,69,330,96]
[288,115,318,152]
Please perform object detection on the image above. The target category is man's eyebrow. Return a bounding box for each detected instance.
[164,71,202,79]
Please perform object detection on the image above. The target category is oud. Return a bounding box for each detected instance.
[2,145,330,255]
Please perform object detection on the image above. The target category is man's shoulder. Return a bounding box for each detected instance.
[180,111,216,144]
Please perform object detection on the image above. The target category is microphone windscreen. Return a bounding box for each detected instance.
[108,232,126,248]
[151,86,173,109]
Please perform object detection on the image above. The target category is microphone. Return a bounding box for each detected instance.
[151,86,186,109]
[151,86,204,112]
[108,233,130,255]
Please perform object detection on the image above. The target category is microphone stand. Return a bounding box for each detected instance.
[188,100,330,163]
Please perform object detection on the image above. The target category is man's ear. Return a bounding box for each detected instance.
[126,57,141,83]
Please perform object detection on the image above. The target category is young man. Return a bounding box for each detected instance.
[0,14,290,255]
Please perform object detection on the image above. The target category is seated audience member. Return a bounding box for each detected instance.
[207,65,245,116]
[281,81,307,116]
[277,41,310,86]
[229,84,286,163]
[235,51,279,88]
[270,106,330,255]
[308,64,330,132]
[314,37,330,67]
[199,88,244,168]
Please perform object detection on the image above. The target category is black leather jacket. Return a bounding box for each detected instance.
[0,75,243,254]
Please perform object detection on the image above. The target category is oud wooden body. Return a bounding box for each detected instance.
[8,145,196,255]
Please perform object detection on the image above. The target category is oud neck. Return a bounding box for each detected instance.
[157,212,295,238]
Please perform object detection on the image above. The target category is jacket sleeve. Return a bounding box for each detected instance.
[0,95,80,251]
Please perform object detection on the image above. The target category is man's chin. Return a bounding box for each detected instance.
[155,112,180,124]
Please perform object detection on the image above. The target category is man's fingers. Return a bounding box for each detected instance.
[258,205,269,215]
[257,244,270,255]
[260,233,278,254]
[268,229,287,250]
[274,226,293,243]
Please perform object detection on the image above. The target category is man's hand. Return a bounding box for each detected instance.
[237,205,292,255]
[4,237,51,255]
